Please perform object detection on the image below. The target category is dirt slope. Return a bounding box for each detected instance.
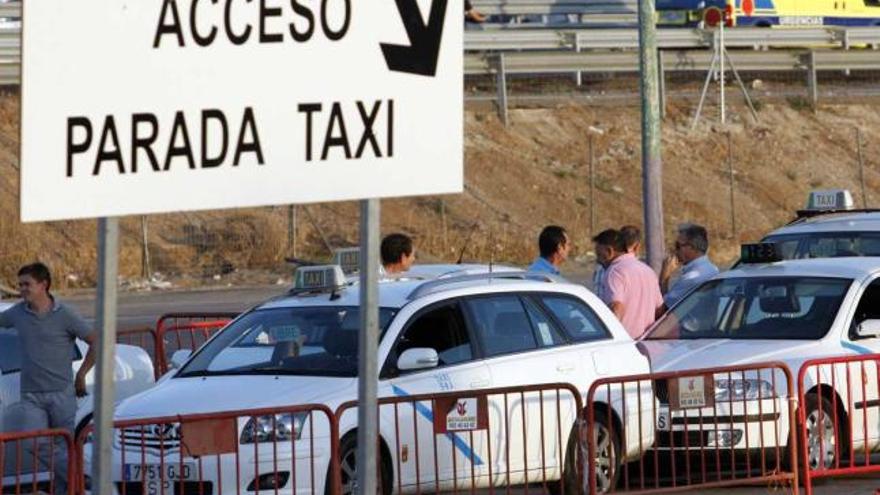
[0,91,878,288]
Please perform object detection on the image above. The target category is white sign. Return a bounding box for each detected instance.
[678,376,707,409]
[21,0,463,221]
[446,398,478,431]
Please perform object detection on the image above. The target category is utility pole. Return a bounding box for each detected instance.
[587,126,605,239]
[638,0,665,271]
[856,128,867,208]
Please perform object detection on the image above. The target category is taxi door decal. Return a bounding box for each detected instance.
[841,340,873,355]
[392,385,485,465]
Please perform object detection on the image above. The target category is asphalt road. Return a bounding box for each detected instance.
[62,285,281,329]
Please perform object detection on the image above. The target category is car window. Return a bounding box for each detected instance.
[178,306,396,378]
[466,295,538,357]
[522,297,566,347]
[764,232,880,259]
[393,303,474,369]
[0,327,21,373]
[851,280,880,339]
[541,296,610,342]
[646,277,851,340]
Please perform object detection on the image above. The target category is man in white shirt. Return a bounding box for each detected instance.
[659,223,720,312]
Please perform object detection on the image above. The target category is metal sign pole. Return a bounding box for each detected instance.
[356,199,380,495]
[92,217,119,495]
[720,20,726,125]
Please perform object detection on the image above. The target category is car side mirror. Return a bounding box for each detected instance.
[856,319,880,338]
[170,349,193,370]
[397,348,440,371]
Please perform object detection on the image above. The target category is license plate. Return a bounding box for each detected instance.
[124,464,195,495]
[657,406,671,432]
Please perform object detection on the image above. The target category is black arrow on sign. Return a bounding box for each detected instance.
[381,0,449,77]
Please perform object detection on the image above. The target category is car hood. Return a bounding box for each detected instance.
[115,375,355,420]
[638,339,829,373]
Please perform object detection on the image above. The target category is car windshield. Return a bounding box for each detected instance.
[764,232,880,259]
[646,277,851,340]
[0,327,21,373]
[177,306,397,378]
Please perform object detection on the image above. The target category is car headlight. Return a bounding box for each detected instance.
[240,413,307,444]
[714,379,777,401]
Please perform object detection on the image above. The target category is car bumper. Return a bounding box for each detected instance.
[653,398,791,452]
[84,440,331,495]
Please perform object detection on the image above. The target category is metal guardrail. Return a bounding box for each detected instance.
[465,48,880,74]
[465,26,880,51]
[473,0,637,16]
[0,0,876,87]
[0,2,19,19]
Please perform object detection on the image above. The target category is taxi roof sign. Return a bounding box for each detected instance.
[294,265,347,292]
[740,243,783,264]
[805,189,854,212]
[333,248,361,275]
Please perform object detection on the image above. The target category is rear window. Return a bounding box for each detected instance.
[764,232,880,259]
[540,296,610,342]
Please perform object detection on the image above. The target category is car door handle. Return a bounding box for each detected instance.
[556,363,576,373]
[470,379,490,389]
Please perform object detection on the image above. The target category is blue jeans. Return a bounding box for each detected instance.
[4,386,76,495]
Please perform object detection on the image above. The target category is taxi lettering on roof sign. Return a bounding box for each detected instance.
[293,265,346,291]
[805,189,854,212]
[333,248,361,275]
[21,0,463,222]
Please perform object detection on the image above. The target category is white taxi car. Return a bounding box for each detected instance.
[641,246,880,473]
[105,265,653,495]
[759,189,880,260]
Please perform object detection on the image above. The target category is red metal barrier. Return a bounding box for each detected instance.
[334,383,584,495]
[797,353,880,495]
[155,313,238,376]
[586,362,799,495]
[1,428,76,495]
[76,403,338,495]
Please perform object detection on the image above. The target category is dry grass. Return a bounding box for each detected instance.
[1,90,879,288]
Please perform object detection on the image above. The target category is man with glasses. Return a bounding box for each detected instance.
[659,223,719,312]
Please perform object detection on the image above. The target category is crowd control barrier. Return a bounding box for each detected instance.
[586,362,799,494]
[76,403,337,495]
[1,428,76,495]
[797,353,880,495]
[155,313,238,375]
[335,383,584,495]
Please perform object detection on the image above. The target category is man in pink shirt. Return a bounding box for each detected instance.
[593,229,663,339]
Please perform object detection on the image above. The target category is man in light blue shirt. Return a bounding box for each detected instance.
[527,225,570,276]
[659,223,720,311]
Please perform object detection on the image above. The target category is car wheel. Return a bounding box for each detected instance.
[550,409,619,495]
[326,432,392,495]
[803,394,842,472]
